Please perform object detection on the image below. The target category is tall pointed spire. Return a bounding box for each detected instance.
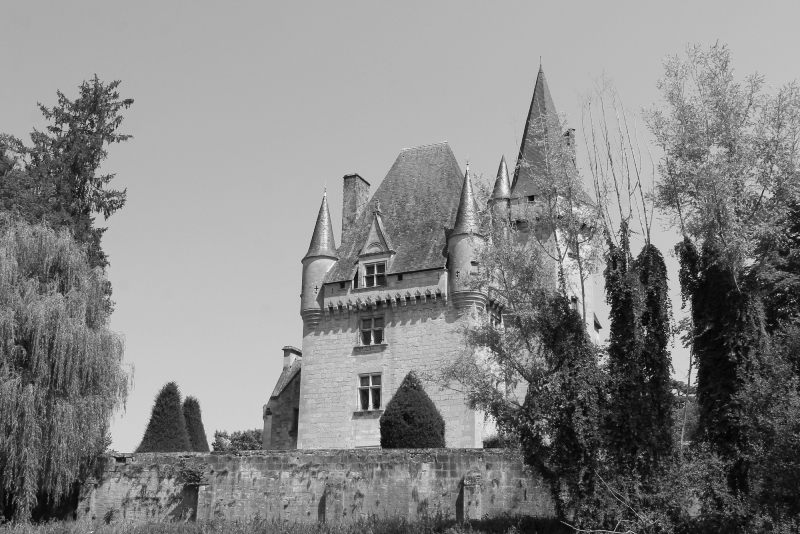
[452,165,481,236]
[303,191,338,259]
[512,65,558,199]
[491,155,511,200]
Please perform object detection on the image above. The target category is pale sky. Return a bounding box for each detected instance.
[2,1,799,452]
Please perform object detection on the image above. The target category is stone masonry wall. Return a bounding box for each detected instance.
[299,269,482,448]
[79,449,554,524]
[268,371,301,449]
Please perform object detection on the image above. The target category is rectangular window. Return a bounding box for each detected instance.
[358,374,382,410]
[396,273,403,282]
[291,408,299,431]
[361,316,384,345]
[339,282,346,290]
[364,262,386,287]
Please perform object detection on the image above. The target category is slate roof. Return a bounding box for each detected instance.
[491,155,511,200]
[511,66,558,199]
[270,360,301,398]
[452,166,482,236]
[324,142,464,283]
[304,192,338,260]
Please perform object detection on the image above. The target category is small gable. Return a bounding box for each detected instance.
[359,211,394,256]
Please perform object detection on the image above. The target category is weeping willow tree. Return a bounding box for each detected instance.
[0,215,130,521]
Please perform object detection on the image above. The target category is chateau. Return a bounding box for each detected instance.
[262,66,598,450]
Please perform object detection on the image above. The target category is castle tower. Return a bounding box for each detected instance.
[489,155,511,227]
[448,165,488,310]
[300,192,338,329]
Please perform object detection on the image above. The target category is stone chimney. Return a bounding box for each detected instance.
[342,174,370,240]
[282,346,302,369]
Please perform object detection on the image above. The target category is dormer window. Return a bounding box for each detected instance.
[364,262,386,287]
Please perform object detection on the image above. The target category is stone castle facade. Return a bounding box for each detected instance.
[263,67,599,450]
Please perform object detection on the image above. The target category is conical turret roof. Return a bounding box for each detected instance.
[491,155,511,200]
[303,192,338,260]
[512,65,558,199]
[452,165,482,236]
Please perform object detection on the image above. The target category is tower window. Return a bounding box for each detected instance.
[358,373,382,411]
[364,262,386,287]
[361,316,384,345]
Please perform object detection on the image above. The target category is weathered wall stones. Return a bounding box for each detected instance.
[80,449,554,524]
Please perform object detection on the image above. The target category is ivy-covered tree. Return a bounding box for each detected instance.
[604,226,673,478]
[0,216,130,521]
[380,372,445,448]
[136,382,191,453]
[516,295,603,516]
[0,76,132,269]
[182,396,210,453]
[635,243,674,466]
[677,239,766,469]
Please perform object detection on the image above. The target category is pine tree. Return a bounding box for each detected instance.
[136,382,191,453]
[380,372,445,448]
[0,77,132,269]
[182,396,209,453]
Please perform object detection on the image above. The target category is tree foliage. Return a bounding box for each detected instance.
[136,382,191,453]
[380,372,445,448]
[647,43,800,278]
[0,216,130,520]
[0,76,133,269]
[211,429,262,452]
[182,396,210,453]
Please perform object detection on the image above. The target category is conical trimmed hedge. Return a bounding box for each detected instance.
[380,371,445,448]
[136,382,192,452]
[183,396,210,452]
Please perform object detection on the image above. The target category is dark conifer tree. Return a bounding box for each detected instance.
[380,372,445,448]
[136,382,191,453]
[182,396,210,452]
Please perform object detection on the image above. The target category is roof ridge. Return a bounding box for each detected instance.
[401,141,449,152]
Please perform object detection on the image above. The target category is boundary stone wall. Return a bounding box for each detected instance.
[80,449,554,524]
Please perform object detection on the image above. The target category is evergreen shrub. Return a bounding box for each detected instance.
[136,382,191,452]
[183,396,210,452]
[380,372,445,448]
